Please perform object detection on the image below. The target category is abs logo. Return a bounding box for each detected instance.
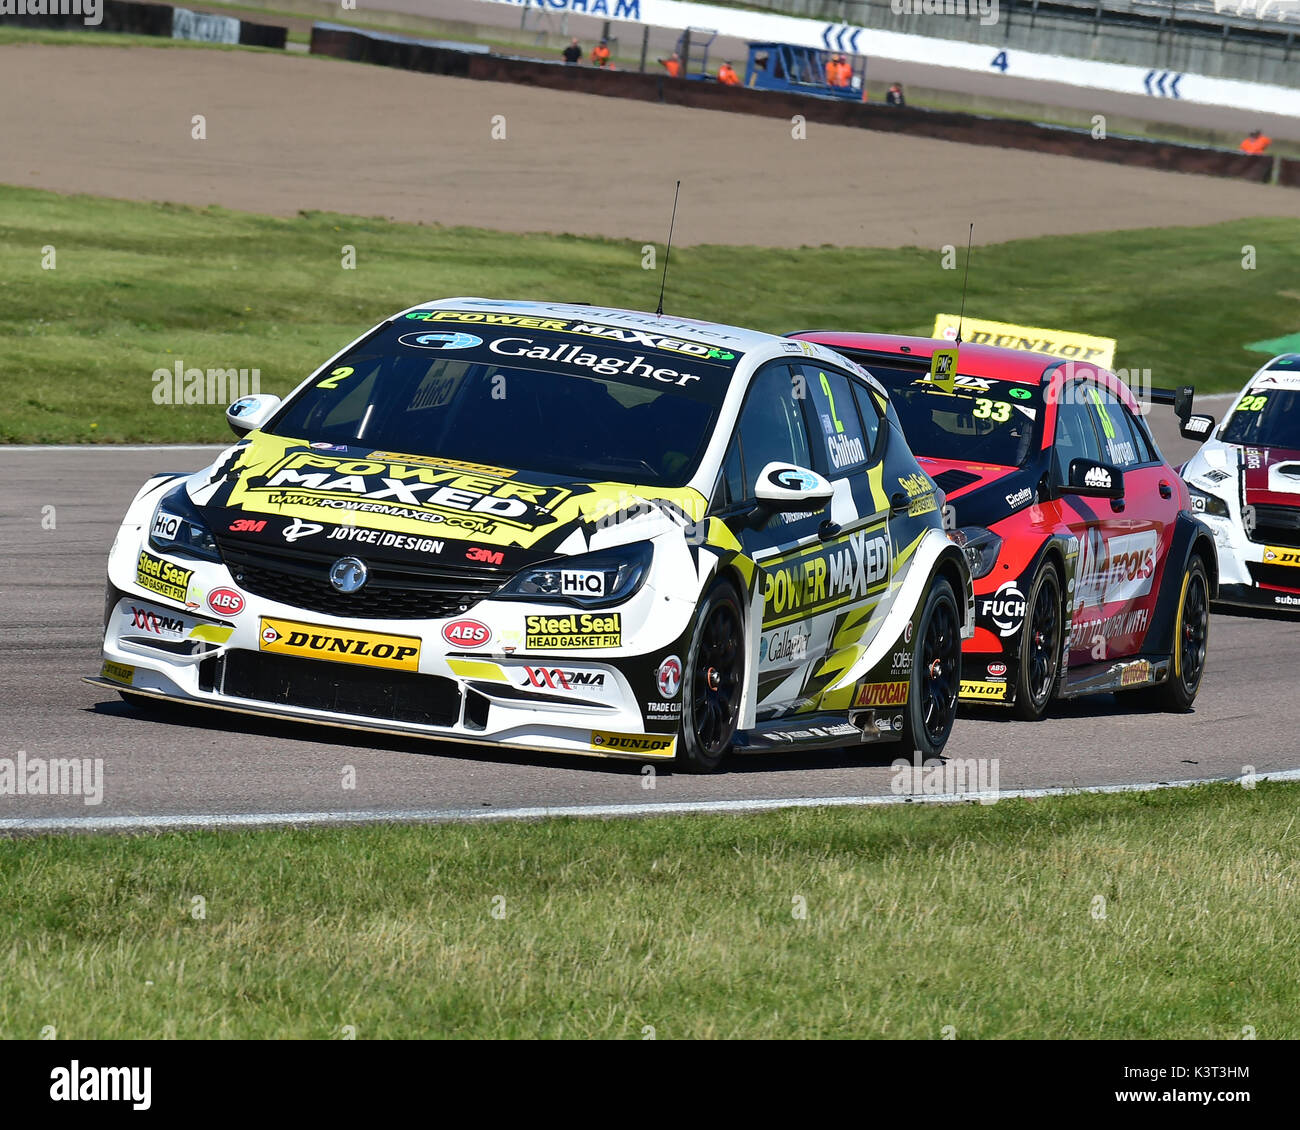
[397,332,483,351]
[981,582,1027,636]
[207,588,245,616]
[443,619,491,648]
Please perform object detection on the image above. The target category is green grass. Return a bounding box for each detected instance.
[1,782,1296,1038]
[0,26,281,50]
[3,184,1299,443]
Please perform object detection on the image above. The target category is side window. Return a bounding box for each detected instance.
[850,381,884,457]
[1088,387,1143,470]
[797,364,871,477]
[717,437,745,508]
[1052,387,1104,480]
[737,364,813,497]
[1112,394,1158,466]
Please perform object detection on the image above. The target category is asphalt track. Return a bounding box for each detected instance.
[4,398,1298,831]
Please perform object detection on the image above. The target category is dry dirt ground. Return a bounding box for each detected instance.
[3,43,1300,248]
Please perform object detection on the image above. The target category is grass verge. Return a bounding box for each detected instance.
[3,184,1298,443]
[1,782,1296,1038]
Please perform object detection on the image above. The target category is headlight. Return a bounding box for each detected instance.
[494,543,653,607]
[949,526,1002,580]
[1188,486,1230,519]
[148,485,221,562]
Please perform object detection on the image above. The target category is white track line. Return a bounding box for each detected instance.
[3,769,1298,834]
[0,445,227,453]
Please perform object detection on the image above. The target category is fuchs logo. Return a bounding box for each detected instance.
[981,582,1026,636]
[443,619,491,647]
[655,655,682,698]
[207,588,244,616]
[987,662,1008,678]
[1083,466,1112,489]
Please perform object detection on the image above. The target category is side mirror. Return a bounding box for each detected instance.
[754,462,834,513]
[1180,414,1216,442]
[1064,458,1124,500]
[226,394,282,438]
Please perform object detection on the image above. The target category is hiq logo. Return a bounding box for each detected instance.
[397,332,484,350]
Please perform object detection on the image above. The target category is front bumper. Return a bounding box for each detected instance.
[94,541,695,760]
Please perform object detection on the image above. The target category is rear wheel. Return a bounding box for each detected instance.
[677,580,745,773]
[1134,555,1209,712]
[1011,561,1063,721]
[902,576,961,757]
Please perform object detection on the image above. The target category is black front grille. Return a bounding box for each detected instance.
[1248,504,1300,549]
[931,469,981,493]
[216,539,504,620]
[219,649,461,726]
[1246,563,1300,591]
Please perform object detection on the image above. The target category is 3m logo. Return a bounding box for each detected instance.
[259,618,421,672]
[466,547,504,565]
[854,681,908,707]
[442,619,491,648]
[591,731,676,757]
[228,519,267,533]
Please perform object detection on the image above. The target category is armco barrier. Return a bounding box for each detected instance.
[310,25,1292,188]
[0,0,286,49]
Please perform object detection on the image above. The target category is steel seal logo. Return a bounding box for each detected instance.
[136,550,193,604]
[525,613,622,650]
[259,618,421,672]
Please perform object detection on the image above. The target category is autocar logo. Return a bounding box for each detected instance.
[397,332,483,350]
[329,557,368,593]
[207,588,245,616]
[655,655,682,699]
[283,518,324,543]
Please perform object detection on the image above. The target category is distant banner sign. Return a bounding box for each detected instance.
[172,8,239,44]
[932,314,1116,369]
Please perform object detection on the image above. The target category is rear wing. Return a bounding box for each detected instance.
[1149,384,1216,442]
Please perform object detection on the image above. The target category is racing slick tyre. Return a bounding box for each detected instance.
[1011,561,1064,721]
[1132,554,1210,713]
[677,579,745,773]
[901,576,961,758]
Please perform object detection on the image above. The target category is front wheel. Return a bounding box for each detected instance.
[1011,561,1063,721]
[677,579,745,773]
[1134,555,1210,712]
[901,576,961,757]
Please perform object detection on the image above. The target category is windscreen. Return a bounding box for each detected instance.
[1221,385,1300,449]
[859,363,1042,467]
[268,312,739,488]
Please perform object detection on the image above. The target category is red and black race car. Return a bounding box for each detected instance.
[788,332,1217,718]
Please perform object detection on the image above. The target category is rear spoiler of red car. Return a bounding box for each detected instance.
[1149,385,1216,442]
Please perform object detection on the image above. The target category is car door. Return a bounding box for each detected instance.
[1084,384,1177,658]
[713,362,825,716]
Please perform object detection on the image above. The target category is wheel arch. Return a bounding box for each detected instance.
[1146,512,1219,660]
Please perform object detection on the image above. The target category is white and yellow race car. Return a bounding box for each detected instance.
[91,299,972,771]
